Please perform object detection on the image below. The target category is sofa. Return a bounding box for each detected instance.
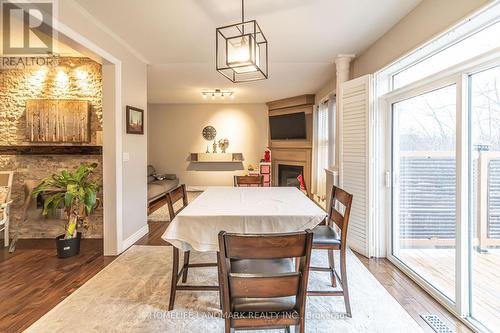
[147,165,179,211]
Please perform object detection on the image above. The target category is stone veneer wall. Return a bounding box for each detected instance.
[0,57,103,239]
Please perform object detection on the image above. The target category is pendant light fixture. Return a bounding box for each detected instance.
[216,0,268,82]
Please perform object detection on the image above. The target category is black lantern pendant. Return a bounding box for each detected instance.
[216,0,268,82]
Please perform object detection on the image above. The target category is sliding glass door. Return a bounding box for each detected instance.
[391,84,457,302]
[388,66,500,332]
[469,65,500,330]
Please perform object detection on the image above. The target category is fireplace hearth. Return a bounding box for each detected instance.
[278,164,304,188]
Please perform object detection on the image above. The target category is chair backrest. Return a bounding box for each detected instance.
[218,230,313,315]
[165,184,188,219]
[0,171,14,202]
[233,175,263,187]
[327,185,353,244]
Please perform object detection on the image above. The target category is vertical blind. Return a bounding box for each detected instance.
[327,96,336,167]
[313,100,329,200]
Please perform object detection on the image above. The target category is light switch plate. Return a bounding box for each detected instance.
[122,152,130,162]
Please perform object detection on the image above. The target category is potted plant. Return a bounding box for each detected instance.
[33,162,101,258]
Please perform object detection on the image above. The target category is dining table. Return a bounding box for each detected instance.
[161,186,327,251]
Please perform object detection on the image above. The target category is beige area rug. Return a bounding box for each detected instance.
[148,191,202,222]
[26,246,423,333]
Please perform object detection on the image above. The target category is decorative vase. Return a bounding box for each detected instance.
[218,138,229,153]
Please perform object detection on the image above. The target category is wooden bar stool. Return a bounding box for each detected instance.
[167,184,219,311]
[307,185,353,317]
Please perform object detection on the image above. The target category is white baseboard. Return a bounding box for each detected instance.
[121,224,149,252]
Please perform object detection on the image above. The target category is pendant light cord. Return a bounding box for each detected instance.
[241,0,245,22]
[241,0,245,34]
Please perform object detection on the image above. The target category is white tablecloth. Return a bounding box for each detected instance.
[161,187,327,252]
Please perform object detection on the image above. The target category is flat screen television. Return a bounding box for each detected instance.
[269,112,306,140]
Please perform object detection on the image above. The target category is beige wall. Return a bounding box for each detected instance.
[316,76,336,101]
[59,1,148,242]
[352,0,492,77]
[148,103,268,187]
[314,0,492,96]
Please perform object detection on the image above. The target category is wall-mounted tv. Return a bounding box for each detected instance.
[269,112,306,140]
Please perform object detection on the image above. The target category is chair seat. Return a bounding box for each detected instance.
[312,225,341,247]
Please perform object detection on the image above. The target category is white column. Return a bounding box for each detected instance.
[325,54,354,209]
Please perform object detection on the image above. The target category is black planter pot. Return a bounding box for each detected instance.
[55,232,82,258]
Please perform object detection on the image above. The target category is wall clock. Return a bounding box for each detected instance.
[202,126,217,141]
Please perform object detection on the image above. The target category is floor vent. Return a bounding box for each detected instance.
[421,315,454,333]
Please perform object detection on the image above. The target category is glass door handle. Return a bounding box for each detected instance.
[385,171,392,188]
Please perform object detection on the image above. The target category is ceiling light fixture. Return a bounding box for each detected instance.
[202,89,235,100]
[216,0,268,83]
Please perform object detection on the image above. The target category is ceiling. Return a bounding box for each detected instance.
[75,0,421,103]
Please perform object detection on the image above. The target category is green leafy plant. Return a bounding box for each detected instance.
[33,162,101,239]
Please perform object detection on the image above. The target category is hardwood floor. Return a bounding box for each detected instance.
[0,221,472,333]
[398,248,500,329]
[0,239,114,333]
[355,254,472,333]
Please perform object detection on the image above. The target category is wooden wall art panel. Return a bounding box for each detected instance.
[25,99,90,143]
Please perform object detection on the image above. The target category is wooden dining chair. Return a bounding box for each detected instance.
[168,184,218,310]
[307,185,353,317]
[233,175,264,187]
[218,230,313,333]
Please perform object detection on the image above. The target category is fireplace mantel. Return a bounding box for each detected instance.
[0,145,102,155]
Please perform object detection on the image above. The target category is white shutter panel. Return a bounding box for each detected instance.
[339,74,373,257]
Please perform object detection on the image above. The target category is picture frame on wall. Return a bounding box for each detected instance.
[126,105,144,134]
